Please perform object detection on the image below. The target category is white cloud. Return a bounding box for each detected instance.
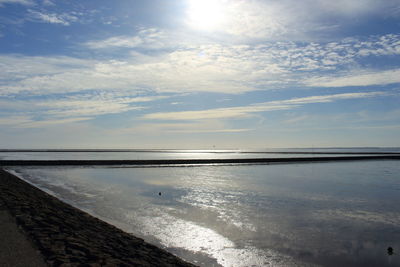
[305,69,400,87]
[280,92,386,104]
[28,10,78,26]
[0,93,168,128]
[37,99,141,118]
[42,0,54,6]
[33,94,167,118]
[144,92,385,121]
[1,51,262,95]
[283,115,310,124]
[84,32,400,91]
[1,33,399,97]
[86,28,170,50]
[0,0,33,6]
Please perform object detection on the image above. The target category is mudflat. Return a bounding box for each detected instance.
[0,169,195,266]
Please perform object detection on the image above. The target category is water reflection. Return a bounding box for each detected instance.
[2,148,396,160]
[9,160,400,266]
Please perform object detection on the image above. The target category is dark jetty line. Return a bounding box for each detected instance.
[1,155,400,166]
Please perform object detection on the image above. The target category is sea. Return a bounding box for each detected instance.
[2,148,400,267]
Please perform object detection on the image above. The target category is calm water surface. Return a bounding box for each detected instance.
[1,147,399,160]
[8,160,400,266]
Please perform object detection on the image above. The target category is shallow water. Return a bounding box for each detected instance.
[1,148,398,161]
[9,160,400,266]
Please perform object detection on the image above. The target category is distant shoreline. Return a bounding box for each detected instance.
[1,155,400,166]
[1,148,399,153]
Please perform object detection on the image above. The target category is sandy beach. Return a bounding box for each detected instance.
[0,169,195,266]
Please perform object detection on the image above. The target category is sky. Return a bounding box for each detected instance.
[0,0,399,149]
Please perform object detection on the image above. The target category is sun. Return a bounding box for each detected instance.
[186,0,227,31]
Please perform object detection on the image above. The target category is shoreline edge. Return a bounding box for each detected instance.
[0,168,196,266]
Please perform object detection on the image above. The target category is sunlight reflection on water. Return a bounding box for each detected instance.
[9,160,400,267]
[127,211,294,267]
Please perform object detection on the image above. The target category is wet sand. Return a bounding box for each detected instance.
[0,169,195,266]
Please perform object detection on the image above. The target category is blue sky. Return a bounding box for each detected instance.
[0,0,399,149]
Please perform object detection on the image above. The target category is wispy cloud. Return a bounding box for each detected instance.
[143,92,385,121]
[37,99,141,118]
[35,94,167,118]
[305,69,400,87]
[41,0,54,6]
[28,10,79,26]
[0,93,168,128]
[22,117,92,128]
[0,115,91,128]
[2,33,399,96]
[85,28,170,50]
[0,0,33,6]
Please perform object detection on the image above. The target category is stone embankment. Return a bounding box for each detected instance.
[0,169,195,266]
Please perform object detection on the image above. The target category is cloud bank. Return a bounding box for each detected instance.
[2,33,399,97]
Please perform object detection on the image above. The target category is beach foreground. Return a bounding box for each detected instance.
[0,169,195,266]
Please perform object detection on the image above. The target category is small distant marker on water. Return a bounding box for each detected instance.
[159,192,161,196]
[388,247,394,255]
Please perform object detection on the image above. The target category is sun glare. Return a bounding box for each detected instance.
[187,0,227,31]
